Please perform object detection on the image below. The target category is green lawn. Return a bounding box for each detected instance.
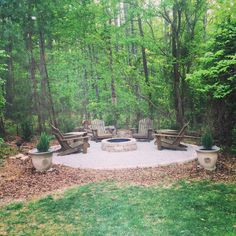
[1,181,236,236]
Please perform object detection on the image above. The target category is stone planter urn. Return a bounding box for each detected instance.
[29,148,53,172]
[196,146,220,171]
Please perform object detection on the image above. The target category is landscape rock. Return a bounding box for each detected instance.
[9,154,29,161]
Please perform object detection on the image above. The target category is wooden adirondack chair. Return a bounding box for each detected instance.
[51,124,90,156]
[91,119,113,142]
[154,122,189,151]
[131,118,153,142]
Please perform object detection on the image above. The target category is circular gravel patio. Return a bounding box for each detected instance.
[53,141,197,170]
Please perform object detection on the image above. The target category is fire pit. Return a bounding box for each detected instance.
[101,138,137,152]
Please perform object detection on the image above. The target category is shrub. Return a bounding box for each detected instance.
[0,137,4,146]
[36,132,50,152]
[230,126,236,155]
[201,131,213,150]
[21,120,33,141]
[0,140,17,166]
[60,119,76,133]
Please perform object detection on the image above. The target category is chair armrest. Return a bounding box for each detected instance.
[154,133,181,138]
[155,129,178,135]
[62,136,89,141]
[182,135,201,139]
[154,133,200,139]
[64,131,87,136]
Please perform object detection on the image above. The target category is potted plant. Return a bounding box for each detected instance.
[196,130,220,170]
[29,132,53,171]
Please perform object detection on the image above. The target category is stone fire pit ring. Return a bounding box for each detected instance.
[101,138,137,152]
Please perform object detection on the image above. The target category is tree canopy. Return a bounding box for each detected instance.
[0,0,235,147]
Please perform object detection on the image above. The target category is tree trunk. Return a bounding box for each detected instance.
[82,63,89,120]
[39,29,58,127]
[88,45,99,102]
[5,38,14,117]
[137,16,149,84]
[0,116,5,137]
[105,18,118,127]
[203,14,207,42]
[130,18,137,56]
[107,20,117,106]
[26,23,43,132]
[137,15,153,118]
[171,5,184,127]
[109,47,116,105]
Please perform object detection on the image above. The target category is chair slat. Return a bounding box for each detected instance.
[138,118,153,135]
[91,119,106,135]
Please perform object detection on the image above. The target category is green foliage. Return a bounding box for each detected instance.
[20,120,33,141]
[0,137,4,145]
[0,49,7,114]
[6,203,23,211]
[59,117,77,133]
[188,17,236,98]
[231,126,236,155]
[0,0,234,150]
[201,131,213,150]
[0,78,5,111]
[0,141,17,166]
[0,182,236,235]
[4,119,17,135]
[36,132,50,152]
[187,10,236,146]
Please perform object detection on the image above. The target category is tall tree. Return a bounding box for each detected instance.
[36,1,58,127]
[188,12,236,145]
[158,0,206,126]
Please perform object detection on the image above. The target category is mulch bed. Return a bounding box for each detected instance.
[0,154,235,205]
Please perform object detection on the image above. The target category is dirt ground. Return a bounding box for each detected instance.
[0,154,235,205]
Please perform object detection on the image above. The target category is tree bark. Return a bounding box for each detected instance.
[5,38,14,117]
[108,20,117,106]
[137,15,153,118]
[82,63,89,120]
[0,116,5,137]
[39,29,58,127]
[137,16,149,84]
[171,4,184,127]
[88,45,100,102]
[203,14,207,42]
[109,46,117,105]
[25,16,43,132]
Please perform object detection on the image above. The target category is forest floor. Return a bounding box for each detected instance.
[0,138,235,206]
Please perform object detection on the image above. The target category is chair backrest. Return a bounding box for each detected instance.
[173,121,189,145]
[51,124,63,140]
[138,118,153,135]
[50,124,70,149]
[91,119,106,135]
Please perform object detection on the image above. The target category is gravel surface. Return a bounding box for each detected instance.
[53,141,197,169]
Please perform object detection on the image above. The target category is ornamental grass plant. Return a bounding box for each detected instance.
[201,131,213,150]
[36,132,50,152]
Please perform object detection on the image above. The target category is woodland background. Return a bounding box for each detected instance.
[0,0,235,150]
